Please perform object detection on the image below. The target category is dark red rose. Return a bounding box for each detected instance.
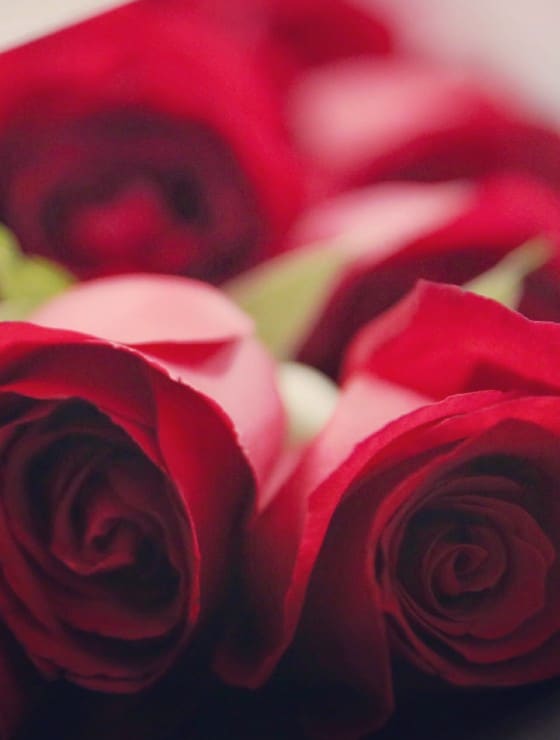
[0,274,284,693]
[0,624,40,739]
[339,282,560,682]
[0,1,304,282]
[288,59,560,190]
[290,175,560,377]
[217,284,560,738]
[177,0,392,90]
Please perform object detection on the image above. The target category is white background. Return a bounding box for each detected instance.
[0,0,128,49]
[371,0,560,123]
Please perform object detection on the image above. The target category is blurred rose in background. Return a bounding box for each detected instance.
[0,1,306,283]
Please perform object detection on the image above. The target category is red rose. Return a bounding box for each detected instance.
[178,0,392,90]
[290,175,560,377]
[288,59,560,190]
[0,624,39,739]
[0,274,284,693]
[217,284,560,738]
[0,1,304,282]
[341,281,560,681]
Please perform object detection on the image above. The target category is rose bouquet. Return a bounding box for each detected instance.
[0,1,560,739]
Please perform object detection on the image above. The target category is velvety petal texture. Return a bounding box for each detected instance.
[0,0,305,282]
[219,288,560,737]
[0,274,284,693]
[343,280,560,398]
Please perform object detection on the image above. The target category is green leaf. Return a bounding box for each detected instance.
[464,237,552,309]
[277,362,339,446]
[225,242,348,359]
[0,225,74,320]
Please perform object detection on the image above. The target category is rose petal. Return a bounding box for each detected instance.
[344,281,560,398]
[31,274,253,345]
